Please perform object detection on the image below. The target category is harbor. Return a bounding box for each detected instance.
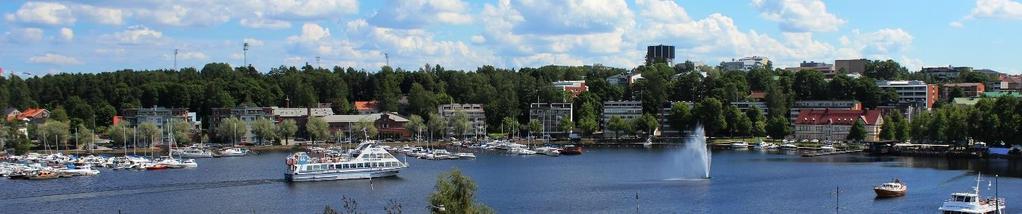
[2,143,1020,213]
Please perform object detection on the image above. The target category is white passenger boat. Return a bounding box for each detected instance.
[285,141,408,182]
[780,143,798,150]
[939,173,1005,214]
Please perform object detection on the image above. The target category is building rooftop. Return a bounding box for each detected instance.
[322,112,408,123]
[354,101,379,111]
[795,109,881,126]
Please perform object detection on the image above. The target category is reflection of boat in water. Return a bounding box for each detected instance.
[285,141,408,182]
[874,179,907,198]
[938,173,1005,214]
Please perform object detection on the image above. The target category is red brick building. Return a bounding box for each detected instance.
[793,109,883,142]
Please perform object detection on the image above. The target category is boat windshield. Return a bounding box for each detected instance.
[952,195,976,202]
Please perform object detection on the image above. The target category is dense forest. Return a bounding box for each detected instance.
[0,59,1019,149]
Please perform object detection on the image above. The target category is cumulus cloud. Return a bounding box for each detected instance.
[836,28,914,59]
[952,0,1022,27]
[59,27,73,41]
[170,50,208,60]
[478,0,633,65]
[29,53,82,65]
[509,0,634,35]
[102,25,164,45]
[369,0,473,29]
[752,0,845,32]
[4,28,44,43]
[244,38,265,47]
[73,4,126,25]
[5,2,75,26]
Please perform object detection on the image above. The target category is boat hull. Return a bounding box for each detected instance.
[874,188,906,198]
[285,168,401,182]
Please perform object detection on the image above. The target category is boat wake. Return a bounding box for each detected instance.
[0,179,283,205]
[663,177,711,182]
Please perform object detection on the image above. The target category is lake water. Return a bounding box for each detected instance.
[3,145,1022,213]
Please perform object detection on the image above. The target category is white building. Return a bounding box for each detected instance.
[438,104,486,138]
[721,56,771,71]
[876,80,938,109]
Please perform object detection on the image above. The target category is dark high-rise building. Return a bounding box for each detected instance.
[646,45,674,65]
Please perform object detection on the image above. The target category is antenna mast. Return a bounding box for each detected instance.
[243,42,250,66]
[174,49,179,70]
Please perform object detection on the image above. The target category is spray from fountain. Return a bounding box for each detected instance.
[674,125,711,179]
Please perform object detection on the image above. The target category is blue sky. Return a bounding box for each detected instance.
[2,0,1021,76]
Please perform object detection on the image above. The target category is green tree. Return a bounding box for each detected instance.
[107,123,130,147]
[667,102,692,131]
[251,117,277,145]
[76,125,97,151]
[793,70,828,100]
[408,83,437,117]
[847,120,867,142]
[879,116,895,140]
[427,168,495,214]
[353,118,378,140]
[406,114,426,140]
[766,116,790,140]
[278,119,298,145]
[306,116,329,144]
[694,98,726,136]
[747,107,767,137]
[138,122,160,148]
[451,110,471,138]
[634,113,659,137]
[558,116,574,134]
[527,119,542,139]
[216,117,246,145]
[170,118,193,145]
[577,117,598,137]
[607,116,629,139]
[500,116,519,138]
[428,112,447,139]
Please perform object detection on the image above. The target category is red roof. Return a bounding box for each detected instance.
[354,101,378,111]
[795,109,882,126]
[749,91,766,100]
[16,108,47,120]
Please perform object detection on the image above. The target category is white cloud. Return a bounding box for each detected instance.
[244,38,265,47]
[836,28,914,59]
[102,25,164,45]
[752,0,846,32]
[508,0,634,35]
[95,48,126,55]
[5,2,75,26]
[369,0,473,28]
[132,3,232,27]
[953,0,1022,26]
[29,53,82,65]
[171,50,208,60]
[478,0,633,62]
[73,4,126,25]
[4,28,44,43]
[239,17,292,29]
[59,27,73,41]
